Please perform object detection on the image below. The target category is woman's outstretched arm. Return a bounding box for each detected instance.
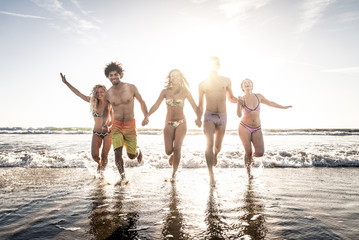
[60,73,90,102]
[258,93,292,109]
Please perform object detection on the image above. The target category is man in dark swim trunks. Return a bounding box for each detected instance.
[102,62,148,180]
[196,57,238,185]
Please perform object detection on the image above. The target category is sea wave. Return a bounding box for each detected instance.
[261,129,359,136]
[0,127,91,135]
[1,149,358,168]
[1,127,359,136]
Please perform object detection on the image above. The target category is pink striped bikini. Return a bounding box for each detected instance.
[241,94,261,134]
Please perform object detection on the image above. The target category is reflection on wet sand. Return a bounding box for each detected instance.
[86,174,267,239]
[88,179,139,240]
[238,178,267,239]
[204,186,229,239]
[203,179,267,239]
[162,182,188,239]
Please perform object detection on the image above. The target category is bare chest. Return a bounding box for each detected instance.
[203,82,227,96]
[108,89,134,106]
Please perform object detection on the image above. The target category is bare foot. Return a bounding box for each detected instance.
[248,157,255,167]
[97,161,102,173]
[210,178,216,186]
[101,164,106,171]
[250,154,255,166]
[121,172,126,181]
[116,177,129,186]
[101,160,108,170]
[169,154,174,166]
[213,154,218,166]
[137,148,142,163]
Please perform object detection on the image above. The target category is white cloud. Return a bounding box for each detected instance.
[297,0,336,33]
[323,67,359,73]
[190,0,208,3]
[338,11,359,23]
[70,0,91,15]
[0,10,49,19]
[32,0,99,36]
[218,0,270,18]
[290,61,359,75]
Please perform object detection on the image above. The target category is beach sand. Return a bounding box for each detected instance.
[1,166,358,239]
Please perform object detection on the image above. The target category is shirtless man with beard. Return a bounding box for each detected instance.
[102,61,148,180]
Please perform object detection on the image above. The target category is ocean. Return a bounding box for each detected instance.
[1,128,359,239]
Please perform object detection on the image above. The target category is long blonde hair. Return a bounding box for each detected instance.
[90,84,107,113]
[164,69,189,91]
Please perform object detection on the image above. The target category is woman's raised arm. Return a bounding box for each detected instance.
[60,73,90,102]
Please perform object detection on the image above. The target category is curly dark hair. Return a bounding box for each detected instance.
[104,62,125,78]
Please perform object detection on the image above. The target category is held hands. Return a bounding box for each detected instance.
[237,96,244,106]
[142,116,149,126]
[195,118,202,128]
[102,124,109,132]
[60,73,67,83]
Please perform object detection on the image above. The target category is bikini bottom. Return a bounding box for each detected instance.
[166,119,185,128]
[93,130,111,139]
[240,122,261,134]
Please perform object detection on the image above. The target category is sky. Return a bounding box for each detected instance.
[1,0,359,130]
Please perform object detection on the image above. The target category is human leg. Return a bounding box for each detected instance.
[171,121,187,178]
[238,124,254,178]
[114,147,125,178]
[164,123,176,165]
[100,133,112,170]
[213,124,226,166]
[252,130,264,158]
[204,121,216,185]
[126,149,142,163]
[126,140,142,163]
[121,120,142,163]
[111,127,125,176]
[91,133,103,172]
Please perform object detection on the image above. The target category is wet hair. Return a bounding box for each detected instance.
[104,62,124,78]
[90,84,107,113]
[241,78,253,92]
[164,69,189,92]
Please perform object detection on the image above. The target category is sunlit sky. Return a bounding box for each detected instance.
[1,0,358,129]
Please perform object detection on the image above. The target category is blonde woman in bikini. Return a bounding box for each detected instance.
[60,73,114,172]
[143,69,199,180]
[237,78,292,178]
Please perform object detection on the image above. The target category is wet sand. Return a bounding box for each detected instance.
[1,167,359,239]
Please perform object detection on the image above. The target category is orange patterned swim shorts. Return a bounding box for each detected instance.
[111,119,137,155]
